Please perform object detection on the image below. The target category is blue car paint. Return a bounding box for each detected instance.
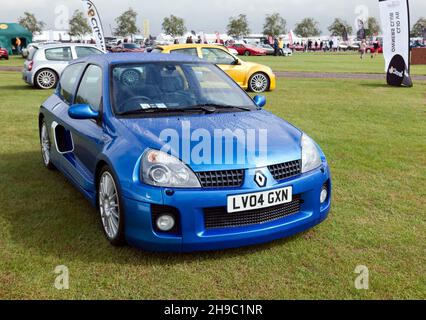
[39,53,332,252]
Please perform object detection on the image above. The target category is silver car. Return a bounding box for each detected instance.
[22,43,104,89]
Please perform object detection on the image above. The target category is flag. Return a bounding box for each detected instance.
[288,30,294,45]
[81,0,106,52]
[343,27,349,42]
[357,19,366,40]
[379,0,412,87]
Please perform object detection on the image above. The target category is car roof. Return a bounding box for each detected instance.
[71,52,203,66]
[157,44,227,50]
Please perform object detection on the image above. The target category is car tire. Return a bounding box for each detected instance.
[244,50,251,56]
[97,166,126,246]
[248,72,270,93]
[35,69,58,90]
[39,119,56,170]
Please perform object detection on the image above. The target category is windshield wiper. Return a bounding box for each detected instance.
[117,107,210,116]
[190,104,253,112]
[117,104,252,117]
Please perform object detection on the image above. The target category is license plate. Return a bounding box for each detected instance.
[227,187,292,213]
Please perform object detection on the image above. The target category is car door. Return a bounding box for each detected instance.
[44,46,73,77]
[67,64,106,185]
[200,47,245,87]
[47,62,84,180]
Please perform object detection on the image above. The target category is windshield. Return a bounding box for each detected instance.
[111,62,256,115]
[123,43,139,49]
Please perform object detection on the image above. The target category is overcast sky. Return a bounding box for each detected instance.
[1,0,425,35]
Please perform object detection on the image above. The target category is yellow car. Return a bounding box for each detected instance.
[153,44,276,93]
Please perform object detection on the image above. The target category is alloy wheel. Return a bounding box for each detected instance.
[98,171,120,240]
[36,70,57,89]
[249,73,269,93]
[40,122,51,166]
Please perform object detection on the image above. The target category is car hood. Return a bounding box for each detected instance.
[118,110,302,172]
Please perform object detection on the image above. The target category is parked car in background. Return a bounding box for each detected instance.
[154,44,276,93]
[227,43,267,56]
[22,43,103,89]
[257,43,275,55]
[361,42,383,54]
[290,44,304,52]
[281,47,293,56]
[110,43,145,53]
[410,40,425,48]
[38,53,331,252]
[21,42,60,59]
[0,43,8,60]
[348,42,360,51]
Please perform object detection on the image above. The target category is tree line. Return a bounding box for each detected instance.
[18,9,426,39]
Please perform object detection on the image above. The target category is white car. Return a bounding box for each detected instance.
[228,47,239,55]
[22,43,104,89]
[21,42,60,59]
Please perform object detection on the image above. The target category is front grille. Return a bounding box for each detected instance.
[204,196,301,229]
[268,160,301,181]
[196,170,244,188]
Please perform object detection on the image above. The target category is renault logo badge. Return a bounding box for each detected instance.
[254,171,267,187]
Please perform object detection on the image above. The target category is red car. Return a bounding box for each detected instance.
[363,42,383,54]
[227,43,267,56]
[110,43,145,53]
[0,46,9,60]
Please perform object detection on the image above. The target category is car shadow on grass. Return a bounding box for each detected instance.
[1,150,306,266]
[0,84,39,91]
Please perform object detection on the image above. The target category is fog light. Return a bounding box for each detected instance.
[320,186,328,204]
[156,214,175,232]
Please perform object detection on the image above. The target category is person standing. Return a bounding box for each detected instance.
[278,37,284,56]
[273,38,279,56]
[15,37,22,54]
[360,40,367,59]
[372,41,379,59]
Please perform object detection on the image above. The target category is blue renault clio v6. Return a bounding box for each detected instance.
[39,53,331,252]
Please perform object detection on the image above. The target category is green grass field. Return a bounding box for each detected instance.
[0,56,25,68]
[245,52,426,75]
[0,56,425,299]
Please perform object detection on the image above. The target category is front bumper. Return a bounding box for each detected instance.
[269,73,276,91]
[124,163,331,252]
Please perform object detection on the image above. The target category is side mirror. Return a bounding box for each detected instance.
[233,58,242,65]
[253,95,266,108]
[68,104,99,120]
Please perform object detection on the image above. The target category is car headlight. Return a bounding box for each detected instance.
[301,134,322,173]
[141,149,201,188]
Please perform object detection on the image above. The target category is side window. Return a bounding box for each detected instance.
[75,65,103,112]
[45,47,72,61]
[170,48,198,57]
[201,48,236,65]
[75,46,102,58]
[60,63,84,104]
